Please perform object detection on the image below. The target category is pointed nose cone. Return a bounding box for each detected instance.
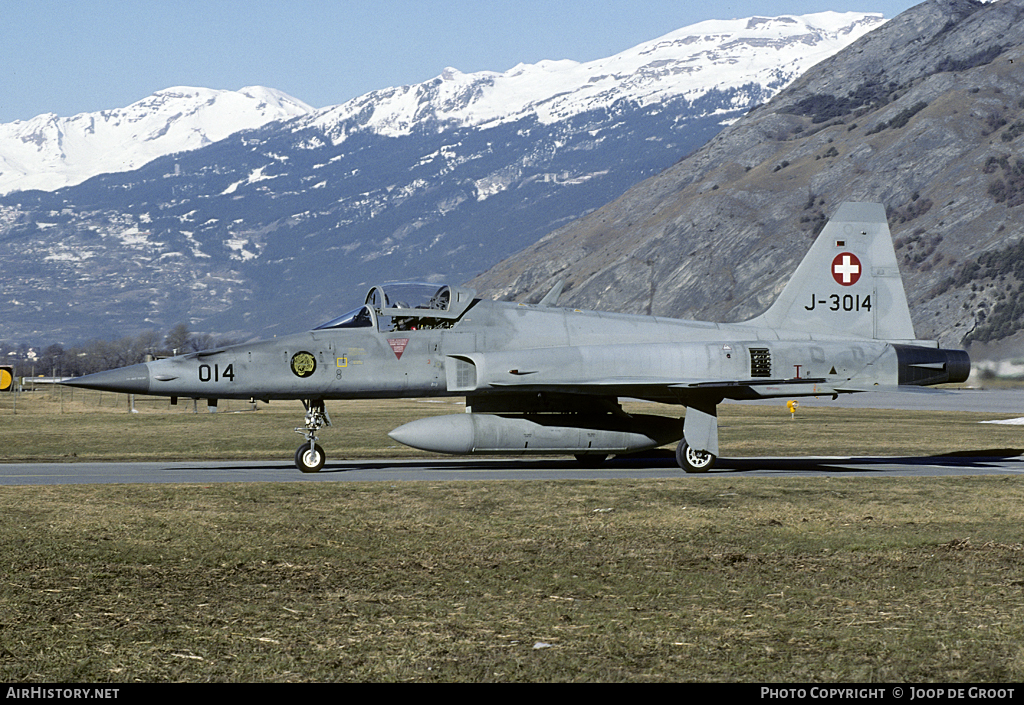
[62,363,152,394]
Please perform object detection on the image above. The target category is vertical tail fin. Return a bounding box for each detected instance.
[746,202,917,341]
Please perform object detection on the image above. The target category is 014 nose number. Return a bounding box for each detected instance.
[198,364,235,382]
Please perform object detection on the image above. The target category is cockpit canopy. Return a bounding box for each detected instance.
[314,283,477,332]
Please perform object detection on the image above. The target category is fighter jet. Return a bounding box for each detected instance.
[64,202,969,472]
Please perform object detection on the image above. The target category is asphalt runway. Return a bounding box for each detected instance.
[3,389,1021,486]
[3,450,1024,486]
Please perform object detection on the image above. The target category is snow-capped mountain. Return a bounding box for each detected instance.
[0,12,881,198]
[0,87,313,194]
[0,11,886,344]
[299,12,884,140]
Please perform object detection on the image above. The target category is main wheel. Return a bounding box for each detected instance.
[574,453,608,467]
[676,441,715,473]
[295,443,326,473]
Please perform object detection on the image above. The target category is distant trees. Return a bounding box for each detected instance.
[785,79,895,124]
[5,324,238,378]
[163,324,193,355]
[985,156,1024,208]
[947,238,1024,346]
[866,101,928,135]
[163,324,221,356]
[935,44,1005,74]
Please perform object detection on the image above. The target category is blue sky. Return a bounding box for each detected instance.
[1,0,922,124]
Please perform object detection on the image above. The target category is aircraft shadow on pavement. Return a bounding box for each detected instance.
[321,448,1024,474]
[715,449,1024,473]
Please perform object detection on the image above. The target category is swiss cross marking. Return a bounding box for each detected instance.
[388,338,409,360]
[831,252,862,286]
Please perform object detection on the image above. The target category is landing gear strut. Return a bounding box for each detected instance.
[295,400,331,472]
[678,401,719,473]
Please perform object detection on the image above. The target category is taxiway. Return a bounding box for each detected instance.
[2,451,1023,486]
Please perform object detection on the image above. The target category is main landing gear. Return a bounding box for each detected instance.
[676,440,716,473]
[295,400,331,473]
[677,401,719,473]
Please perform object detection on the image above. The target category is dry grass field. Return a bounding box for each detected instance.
[1,384,1022,462]
[1,387,1023,682]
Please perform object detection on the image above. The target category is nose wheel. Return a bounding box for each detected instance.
[295,443,326,473]
[295,400,331,473]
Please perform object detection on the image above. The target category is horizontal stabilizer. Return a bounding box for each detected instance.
[537,280,564,307]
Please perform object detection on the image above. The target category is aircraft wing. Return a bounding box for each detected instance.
[485,376,833,402]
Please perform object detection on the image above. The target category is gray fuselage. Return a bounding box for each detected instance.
[104,298,954,406]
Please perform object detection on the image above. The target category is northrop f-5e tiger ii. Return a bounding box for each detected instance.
[65,202,970,472]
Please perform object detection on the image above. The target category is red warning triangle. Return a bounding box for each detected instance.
[388,338,409,359]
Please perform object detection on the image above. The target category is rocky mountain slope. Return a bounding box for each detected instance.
[471,0,1024,352]
[0,12,882,344]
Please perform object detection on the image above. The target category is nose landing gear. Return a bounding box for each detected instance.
[295,400,331,472]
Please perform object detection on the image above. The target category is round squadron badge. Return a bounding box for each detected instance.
[290,351,317,378]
